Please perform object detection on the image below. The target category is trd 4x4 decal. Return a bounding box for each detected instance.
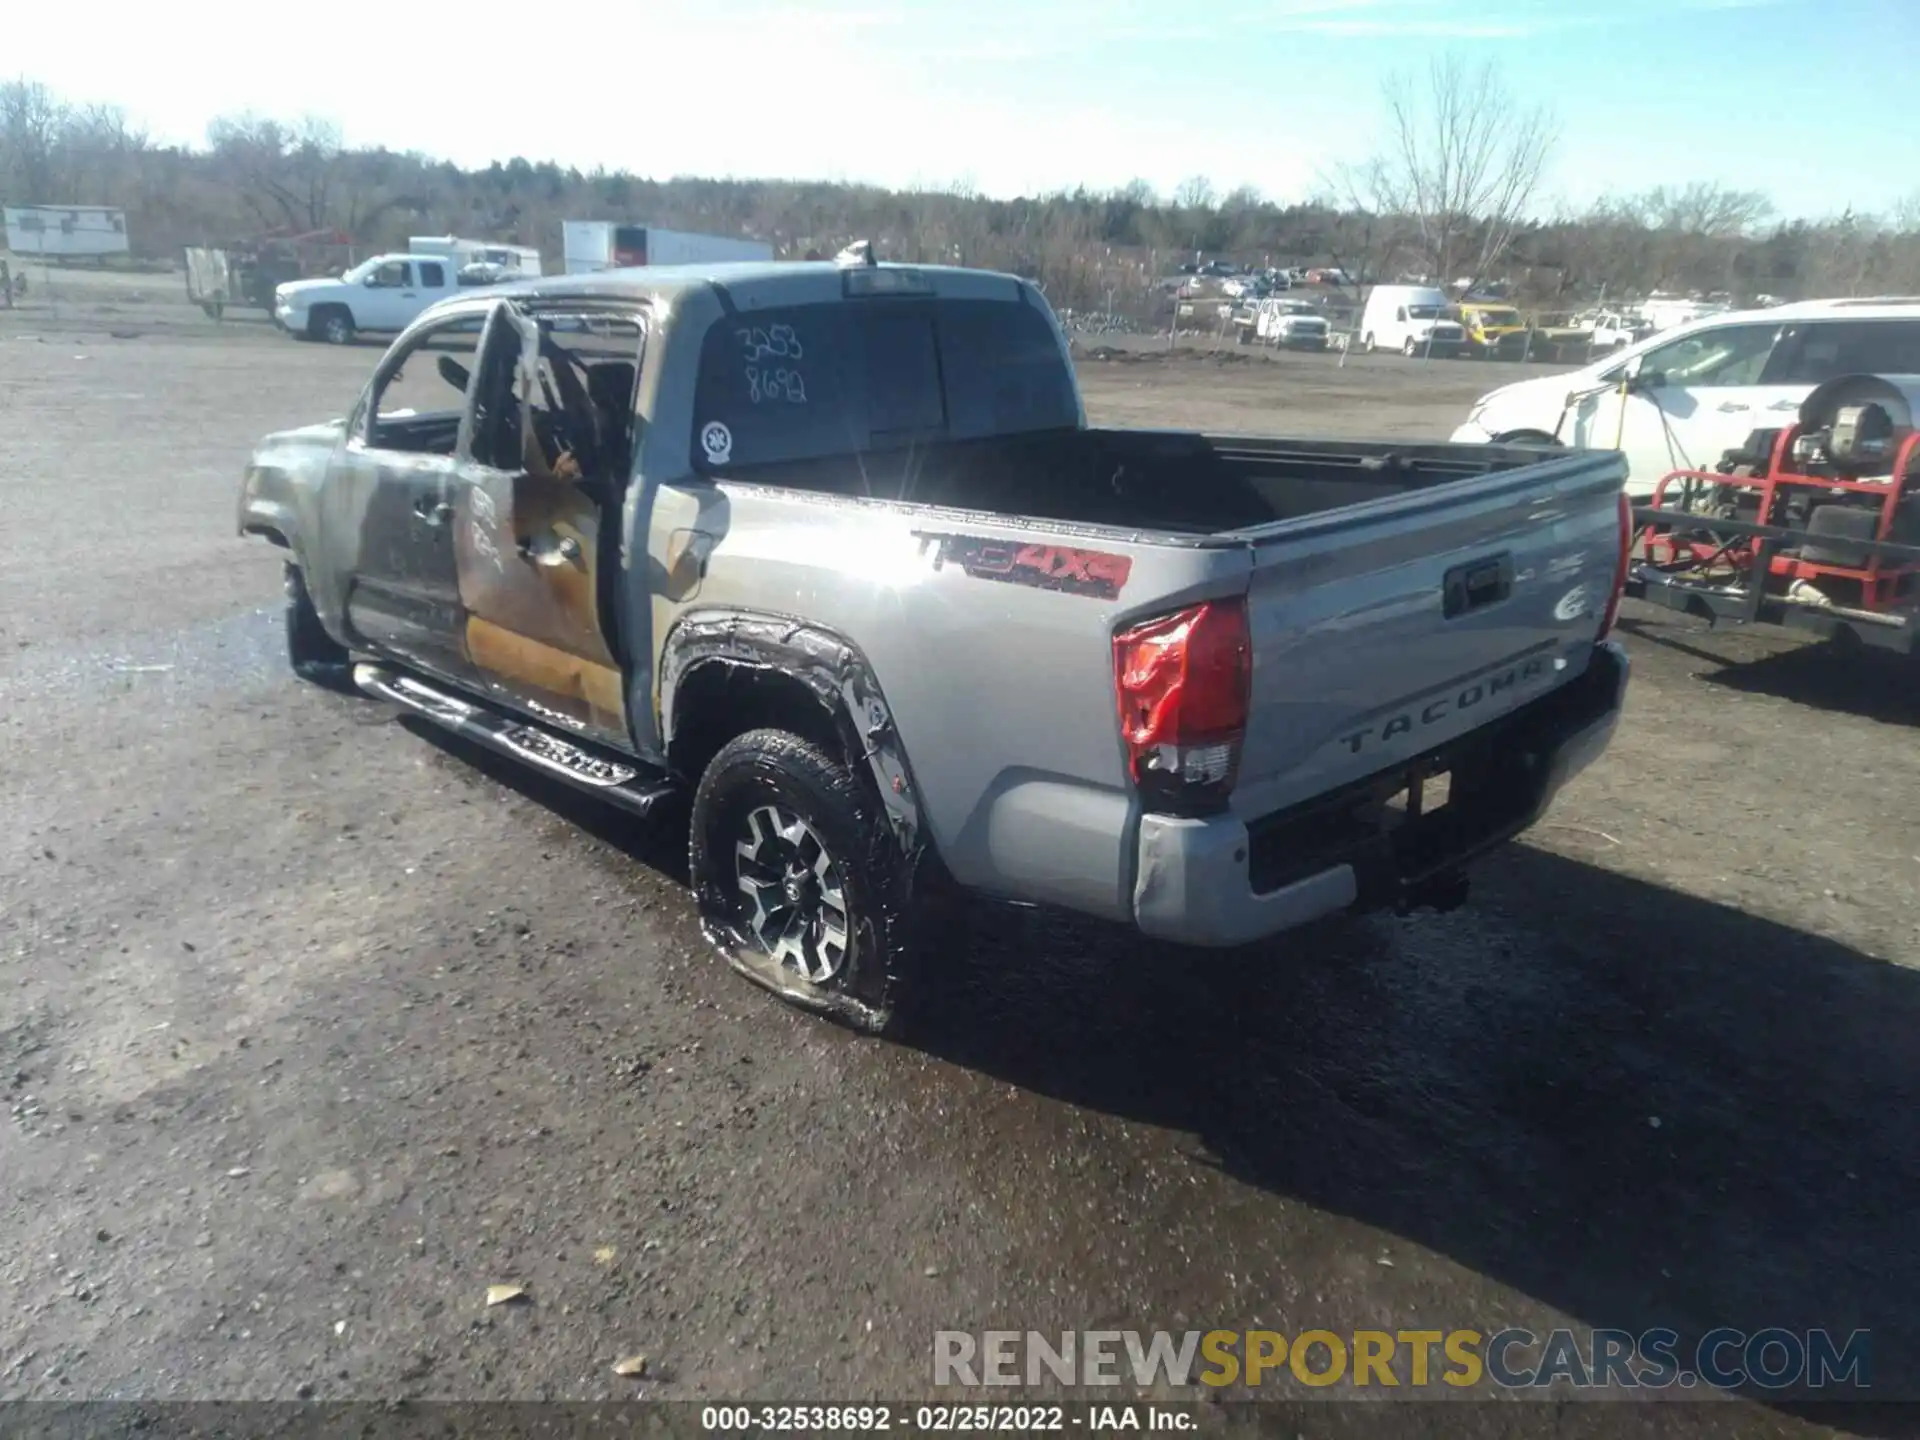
[915,531,1133,601]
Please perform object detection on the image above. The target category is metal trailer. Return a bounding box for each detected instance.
[561,221,773,275]
[183,229,357,321]
[4,205,130,260]
[1626,386,1920,655]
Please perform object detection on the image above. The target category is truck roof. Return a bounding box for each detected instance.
[458,260,1030,310]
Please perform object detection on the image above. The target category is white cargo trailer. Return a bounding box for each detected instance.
[408,235,543,277]
[561,221,773,275]
[4,205,130,259]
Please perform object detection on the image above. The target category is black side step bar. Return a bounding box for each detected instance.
[352,662,680,818]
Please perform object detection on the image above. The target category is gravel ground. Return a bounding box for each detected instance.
[1,287,1916,1438]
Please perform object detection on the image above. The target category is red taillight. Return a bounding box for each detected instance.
[1112,598,1251,812]
[1598,490,1633,640]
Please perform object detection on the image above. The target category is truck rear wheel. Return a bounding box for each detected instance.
[689,728,916,1034]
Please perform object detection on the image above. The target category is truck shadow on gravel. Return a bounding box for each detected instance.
[396,714,1915,1433]
[1618,615,1920,726]
[396,717,691,882]
[905,847,1919,1435]
[1693,643,1920,727]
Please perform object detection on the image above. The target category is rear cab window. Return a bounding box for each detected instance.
[689,296,1078,476]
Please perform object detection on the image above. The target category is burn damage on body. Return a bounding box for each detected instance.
[455,471,625,737]
[658,612,924,858]
[663,613,930,1036]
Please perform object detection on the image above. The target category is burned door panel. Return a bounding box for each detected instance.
[338,315,487,679]
[347,451,464,669]
[453,305,642,745]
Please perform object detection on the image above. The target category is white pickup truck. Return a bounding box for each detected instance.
[274,253,493,344]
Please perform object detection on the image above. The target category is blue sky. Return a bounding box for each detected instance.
[14,0,1911,219]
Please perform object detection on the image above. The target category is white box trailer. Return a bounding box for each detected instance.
[408,235,543,278]
[5,205,130,258]
[562,221,774,275]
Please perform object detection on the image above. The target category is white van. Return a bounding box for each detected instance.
[1450,297,1920,496]
[1358,285,1467,357]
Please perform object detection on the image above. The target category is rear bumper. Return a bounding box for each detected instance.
[1131,640,1629,947]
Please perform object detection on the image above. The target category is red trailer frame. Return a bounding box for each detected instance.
[1626,426,1920,652]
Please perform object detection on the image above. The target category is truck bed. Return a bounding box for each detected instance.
[742,427,1568,538]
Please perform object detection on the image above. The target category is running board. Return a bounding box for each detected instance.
[352,663,680,818]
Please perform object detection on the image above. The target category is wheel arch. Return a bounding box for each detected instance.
[658,611,927,862]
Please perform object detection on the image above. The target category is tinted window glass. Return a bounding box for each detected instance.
[863,310,945,437]
[690,298,1077,474]
[1772,320,1920,384]
[418,260,445,287]
[939,300,1079,440]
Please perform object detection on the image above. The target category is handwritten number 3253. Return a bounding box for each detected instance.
[747,367,807,404]
[737,324,804,362]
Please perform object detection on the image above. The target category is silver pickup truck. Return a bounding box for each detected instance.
[238,254,1632,1032]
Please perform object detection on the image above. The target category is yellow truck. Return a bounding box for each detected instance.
[1453,301,1529,359]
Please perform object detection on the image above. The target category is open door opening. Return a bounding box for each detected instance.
[454,301,647,746]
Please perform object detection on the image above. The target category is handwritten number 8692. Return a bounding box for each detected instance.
[747,367,807,404]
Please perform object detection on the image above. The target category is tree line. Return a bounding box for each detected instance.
[5,68,1919,322]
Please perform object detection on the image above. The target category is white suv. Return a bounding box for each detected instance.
[1451,298,1920,496]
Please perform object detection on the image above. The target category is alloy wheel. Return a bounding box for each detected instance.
[735,803,852,984]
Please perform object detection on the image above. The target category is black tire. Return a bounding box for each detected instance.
[1493,429,1563,450]
[689,728,916,1034]
[1403,336,1419,357]
[311,307,355,345]
[284,563,353,688]
[1362,332,1377,353]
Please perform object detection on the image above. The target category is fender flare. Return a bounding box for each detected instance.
[657,610,926,858]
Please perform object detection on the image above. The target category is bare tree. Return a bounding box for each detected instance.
[1173,175,1215,211]
[0,78,69,202]
[1893,192,1920,236]
[1367,55,1556,296]
[1315,162,1412,292]
[1631,181,1771,292]
[1172,175,1217,253]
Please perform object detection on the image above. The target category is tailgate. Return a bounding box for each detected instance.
[1228,448,1626,820]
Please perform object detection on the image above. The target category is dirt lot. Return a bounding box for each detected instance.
[2,277,1917,1437]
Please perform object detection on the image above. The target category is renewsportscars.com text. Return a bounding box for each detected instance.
[934,1328,1871,1392]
